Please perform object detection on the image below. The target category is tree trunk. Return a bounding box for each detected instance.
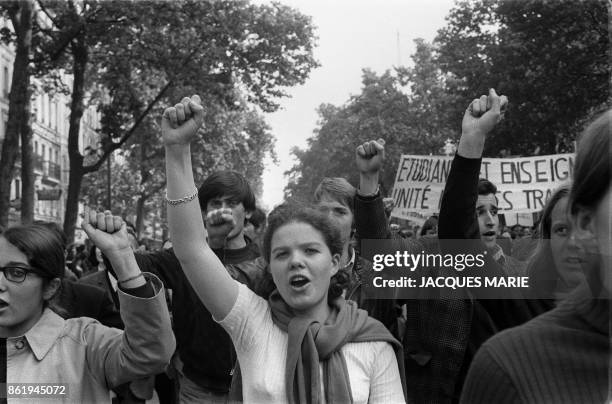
[133,98,147,239]
[0,0,33,227]
[20,88,35,224]
[63,31,88,244]
[135,193,145,238]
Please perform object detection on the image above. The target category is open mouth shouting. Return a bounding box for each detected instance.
[0,298,9,312]
[289,274,311,291]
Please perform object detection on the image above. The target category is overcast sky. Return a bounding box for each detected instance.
[257,0,456,210]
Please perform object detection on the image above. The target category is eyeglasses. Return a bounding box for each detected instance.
[0,264,49,283]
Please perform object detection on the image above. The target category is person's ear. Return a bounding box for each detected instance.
[350,228,356,239]
[330,253,340,276]
[43,278,61,301]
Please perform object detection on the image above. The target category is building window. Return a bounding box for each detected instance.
[37,94,42,123]
[3,66,9,97]
[14,179,20,199]
[52,100,57,129]
[43,95,48,125]
[47,96,52,127]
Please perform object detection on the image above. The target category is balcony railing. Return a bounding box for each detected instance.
[34,154,44,172]
[47,161,61,180]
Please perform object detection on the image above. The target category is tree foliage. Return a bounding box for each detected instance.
[0,0,35,227]
[286,40,456,201]
[81,97,276,236]
[23,0,317,242]
[435,0,610,156]
[287,0,609,202]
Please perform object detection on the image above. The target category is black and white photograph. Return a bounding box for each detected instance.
[0,0,609,403]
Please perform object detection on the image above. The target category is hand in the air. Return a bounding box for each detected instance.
[356,138,386,175]
[82,209,131,256]
[161,95,205,146]
[461,88,508,140]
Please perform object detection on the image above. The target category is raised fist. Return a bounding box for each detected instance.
[461,88,508,139]
[356,138,386,175]
[205,208,236,241]
[82,209,131,256]
[161,95,205,146]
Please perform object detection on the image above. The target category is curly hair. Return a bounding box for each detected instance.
[263,202,349,302]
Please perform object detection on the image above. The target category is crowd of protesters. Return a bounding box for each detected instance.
[0,88,609,404]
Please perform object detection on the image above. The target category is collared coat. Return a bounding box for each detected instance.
[5,274,175,403]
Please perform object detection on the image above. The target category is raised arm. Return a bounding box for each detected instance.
[354,138,390,241]
[81,210,174,387]
[439,89,507,241]
[162,95,238,320]
[82,209,147,289]
[457,88,507,159]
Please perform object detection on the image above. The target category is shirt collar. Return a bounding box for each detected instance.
[341,248,356,272]
[23,308,65,361]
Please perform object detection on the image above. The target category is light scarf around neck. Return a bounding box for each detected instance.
[229,289,407,403]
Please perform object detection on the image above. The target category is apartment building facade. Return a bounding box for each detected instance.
[0,37,100,229]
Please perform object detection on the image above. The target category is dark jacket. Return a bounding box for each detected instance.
[353,160,547,403]
[57,278,119,326]
[131,242,264,393]
[436,153,549,402]
[78,271,123,329]
[355,192,473,402]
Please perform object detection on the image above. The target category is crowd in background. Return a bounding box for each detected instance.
[0,90,609,404]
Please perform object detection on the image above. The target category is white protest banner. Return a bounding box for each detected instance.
[390,153,575,220]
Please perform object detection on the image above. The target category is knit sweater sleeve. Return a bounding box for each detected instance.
[459,344,521,404]
[368,342,406,404]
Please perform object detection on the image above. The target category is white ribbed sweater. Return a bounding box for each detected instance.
[216,283,405,404]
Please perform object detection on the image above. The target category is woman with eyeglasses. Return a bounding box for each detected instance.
[0,212,174,403]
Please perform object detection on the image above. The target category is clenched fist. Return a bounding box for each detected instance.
[356,138,386,176]
[162,95,205,146]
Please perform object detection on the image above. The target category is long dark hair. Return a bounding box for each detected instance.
[1,225,65,312]
[263,202,349,302]
[569,109,611,297]
[526,185,571,297]
[2,225,65,279]
[570,109,611,214]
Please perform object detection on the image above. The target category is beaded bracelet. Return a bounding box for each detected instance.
[118,272,145,285]
[165,187,198,206]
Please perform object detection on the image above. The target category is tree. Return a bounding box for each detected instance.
[286,42,457,201]
[33,0,317,243]
[80,98,276,238]
[0,0,35,227]
[435,0,610,156]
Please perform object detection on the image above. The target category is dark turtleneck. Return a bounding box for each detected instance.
[460,285,611,403]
